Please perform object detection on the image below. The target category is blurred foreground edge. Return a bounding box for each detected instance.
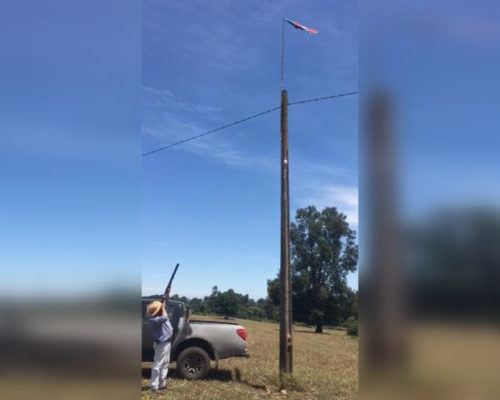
[360,91,408,379]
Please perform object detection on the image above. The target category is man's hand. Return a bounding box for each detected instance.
[161,301,167,316]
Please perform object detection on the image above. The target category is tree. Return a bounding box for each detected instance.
[188,297,203,314]
[215,289,241,317]
[290,206,358,333]
[265,278,281,321]
[267,278,280,306]
[264,296,279,320]
[203,285,219,314]
[408,208,500,320]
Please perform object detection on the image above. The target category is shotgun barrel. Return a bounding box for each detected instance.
[162,263,180,302]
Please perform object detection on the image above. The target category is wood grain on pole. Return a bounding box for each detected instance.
[280,89,292,374]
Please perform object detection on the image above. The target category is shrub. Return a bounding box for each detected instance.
[345,317,358,337]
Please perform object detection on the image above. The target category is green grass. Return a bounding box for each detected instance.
[142,315,358,399]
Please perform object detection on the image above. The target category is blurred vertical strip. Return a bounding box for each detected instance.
[360,92,407,372]
[361,0,500,398]
[0,0,141,399]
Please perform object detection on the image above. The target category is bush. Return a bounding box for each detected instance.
[344,317,358,337]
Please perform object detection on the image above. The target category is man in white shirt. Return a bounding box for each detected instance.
[146,300,173,392]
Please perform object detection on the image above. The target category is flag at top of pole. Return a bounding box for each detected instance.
[284,18,318,34]
[281,18,318,88]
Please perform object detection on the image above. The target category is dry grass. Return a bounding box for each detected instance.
[141,315,358,400]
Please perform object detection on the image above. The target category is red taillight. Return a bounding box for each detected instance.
[236,328,247,341]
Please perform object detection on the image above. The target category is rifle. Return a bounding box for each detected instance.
[162,263,180,303]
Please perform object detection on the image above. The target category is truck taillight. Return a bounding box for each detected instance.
[236,328,247,341]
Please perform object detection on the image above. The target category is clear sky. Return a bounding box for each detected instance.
[2,1,498,302]
[142,0,358,299]
[0,0,141,298]
[360,1,500,221]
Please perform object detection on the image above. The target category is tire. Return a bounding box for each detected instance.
[176,347,211,380]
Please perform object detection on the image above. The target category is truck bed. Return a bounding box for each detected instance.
[189,319,239,325]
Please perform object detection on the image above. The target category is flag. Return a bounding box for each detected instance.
[284,18,318,34]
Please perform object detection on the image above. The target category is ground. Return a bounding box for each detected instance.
[141,315,358,400]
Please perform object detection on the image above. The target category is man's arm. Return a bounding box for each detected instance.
[160,301,167,317]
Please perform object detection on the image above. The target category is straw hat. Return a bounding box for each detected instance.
[146,300,163,317]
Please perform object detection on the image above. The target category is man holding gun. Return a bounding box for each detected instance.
[146,263,179,392]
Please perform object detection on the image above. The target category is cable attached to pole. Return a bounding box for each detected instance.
[142,106,280,157]
[142,91,358,157]
[288,91,359,106]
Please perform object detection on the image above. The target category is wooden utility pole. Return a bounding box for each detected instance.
[362,92,406,373]
[279,89,292,374]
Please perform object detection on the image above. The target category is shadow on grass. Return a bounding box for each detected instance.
[142,366,233,382]
[294,329,331,335]
[141,366,270,392]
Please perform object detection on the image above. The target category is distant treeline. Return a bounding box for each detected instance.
[149,286,274,321]
[148,284,358,328]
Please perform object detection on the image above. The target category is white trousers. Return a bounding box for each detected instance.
[151,341,171,390]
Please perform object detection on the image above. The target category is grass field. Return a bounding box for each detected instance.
[141,315,358,400]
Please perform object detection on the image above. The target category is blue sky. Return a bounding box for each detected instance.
[142,0,358,299]
[2,1,499,302]
[0,0,140,297]
[360,1,500,221]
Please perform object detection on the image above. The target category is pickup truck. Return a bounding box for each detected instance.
[142,298,249,380]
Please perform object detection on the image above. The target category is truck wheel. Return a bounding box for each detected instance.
[176,347,210,380]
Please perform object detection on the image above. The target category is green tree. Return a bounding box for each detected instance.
[267,278,280,305]
[265,279,281,321]
[188,297,203,314]
[215,289,241,317]
[291,206,358,333]
[264,296,279,320]
[203,285,219,314]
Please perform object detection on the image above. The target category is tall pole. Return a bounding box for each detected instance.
[279,89,292,374]
[362,92,406,373]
